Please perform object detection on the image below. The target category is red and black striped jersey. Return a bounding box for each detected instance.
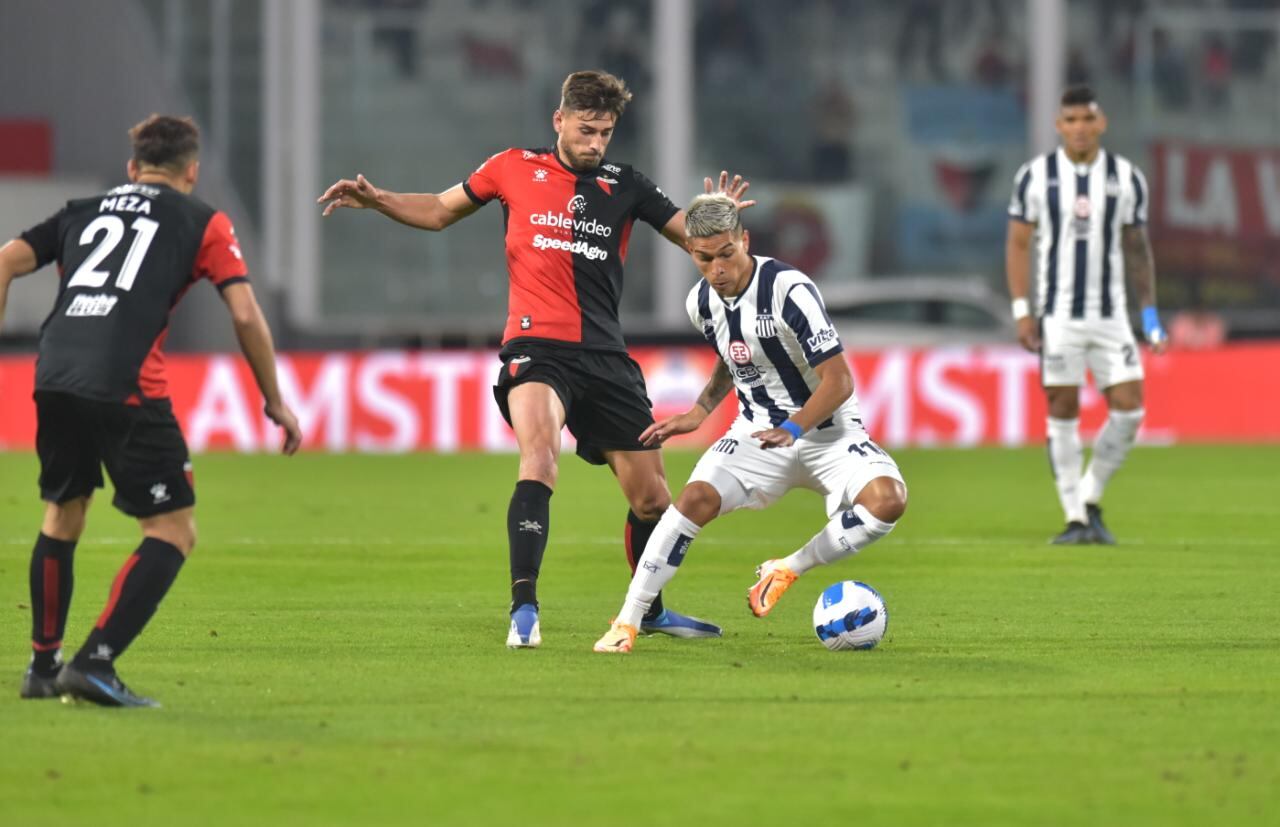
[20,182,247,403]
[463,148,679,351]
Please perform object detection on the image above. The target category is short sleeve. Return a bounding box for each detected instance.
[194,211,249,290]
[463,150,508,205]
[1126,165,1148,226]
[685,285,703,332]
[780,280,843,367]
[18,209,65,269]
[1008,162,1038,224]
[631,169,680,231]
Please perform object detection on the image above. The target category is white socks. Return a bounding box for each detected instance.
[1080,408,1144,506]
[616,507,702,629]
[781,503,896,576]
[1047,417,1086,524]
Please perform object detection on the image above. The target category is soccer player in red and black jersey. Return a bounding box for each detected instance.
[319,70,753,647]
[0,115,302,706]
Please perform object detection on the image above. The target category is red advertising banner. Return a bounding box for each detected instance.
[1,345,1277,452]
[1149,141,1280,286]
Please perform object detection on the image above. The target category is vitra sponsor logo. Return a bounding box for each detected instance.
[806,327,837,351]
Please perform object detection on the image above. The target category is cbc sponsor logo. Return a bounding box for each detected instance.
[531,234,609,261]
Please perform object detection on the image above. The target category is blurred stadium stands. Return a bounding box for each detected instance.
[2,0,1278,350]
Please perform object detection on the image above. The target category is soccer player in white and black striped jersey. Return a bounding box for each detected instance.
[593,194,907,653]
[1006,86,1167,545]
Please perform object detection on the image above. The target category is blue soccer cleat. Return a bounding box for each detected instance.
[640,608,722,638]
[506,603,542,649]
[54,663,159,708]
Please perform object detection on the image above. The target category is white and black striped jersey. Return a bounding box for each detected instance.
[686,255,862,429]
[1008,147,1148,320]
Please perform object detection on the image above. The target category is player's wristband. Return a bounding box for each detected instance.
[779,420,805,440]
[1141,305,1166,343]
[1011,297,1031,320]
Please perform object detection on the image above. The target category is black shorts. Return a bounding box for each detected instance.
[493,343,658,465]
[35,390,195,518]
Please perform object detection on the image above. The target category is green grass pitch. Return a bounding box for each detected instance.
[1,445,1277,826]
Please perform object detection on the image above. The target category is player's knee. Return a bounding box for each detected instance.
[42,498,90,541]
[675,482,721,526]
[629,492,670,523]
[856,478,908,525]
[516,454,558,489]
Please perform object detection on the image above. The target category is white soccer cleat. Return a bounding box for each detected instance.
[592,620,638,653]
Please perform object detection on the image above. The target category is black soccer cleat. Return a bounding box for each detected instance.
[20,665,62,700]
[54,663,160,708]
[1050,521,1094,545]
[1086,503,1116,545]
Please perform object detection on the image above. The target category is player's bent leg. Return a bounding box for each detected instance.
[22,497,94,700]
[1079,380,1144,545]
[58,508,192,707]
[754,478,905,618]
[609,452,721,639]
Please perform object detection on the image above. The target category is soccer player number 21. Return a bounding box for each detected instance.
[66,215,160,291]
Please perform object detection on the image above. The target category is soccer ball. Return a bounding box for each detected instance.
[813,581,888,651]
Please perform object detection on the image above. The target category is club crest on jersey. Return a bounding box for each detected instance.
[533,168,548,182]
[755,313,776,338]
[520,315,532,330]
[1105,174,1120,197]
[567,194,587,214]
[728,340,752,365]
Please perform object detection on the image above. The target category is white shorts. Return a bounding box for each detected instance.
[687,419,905,519]
[1040,316,1144,389]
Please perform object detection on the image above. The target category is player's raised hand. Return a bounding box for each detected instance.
[265,402,303,456]
[704,170,757,211]
[751,427,796,449]
[640,409,708,447]
[317,174,382,217]
[1016,316,1040,353]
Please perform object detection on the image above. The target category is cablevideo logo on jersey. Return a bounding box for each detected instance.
[529,210,613,238]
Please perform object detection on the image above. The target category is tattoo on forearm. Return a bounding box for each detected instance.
[1123,226,1156,305]
[696,363,734,415]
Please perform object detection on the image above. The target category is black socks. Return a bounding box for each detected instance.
[73,537,185,672]
[508,480,552,611]
[29,533,76,673]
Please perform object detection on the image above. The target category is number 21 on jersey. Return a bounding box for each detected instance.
[66,215,159,291]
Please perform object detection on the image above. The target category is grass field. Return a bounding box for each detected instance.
[1,445,1277,826]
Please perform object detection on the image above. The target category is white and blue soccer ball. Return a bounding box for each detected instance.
[813,581,887,651]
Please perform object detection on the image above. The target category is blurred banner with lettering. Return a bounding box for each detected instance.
[2,344,1278,452]
[1149,141,1280,306]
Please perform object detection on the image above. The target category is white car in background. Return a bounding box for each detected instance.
[818,276,1017,349]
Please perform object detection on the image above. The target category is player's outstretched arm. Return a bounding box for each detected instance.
[1005,219,1039,352]
[640,360,734,447]
[660,171,757,247]
[317,175,480,231]
[219,282,302,455]
[1123,225,1167,354]
[752,354,854,449]
[0,239,38,335]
